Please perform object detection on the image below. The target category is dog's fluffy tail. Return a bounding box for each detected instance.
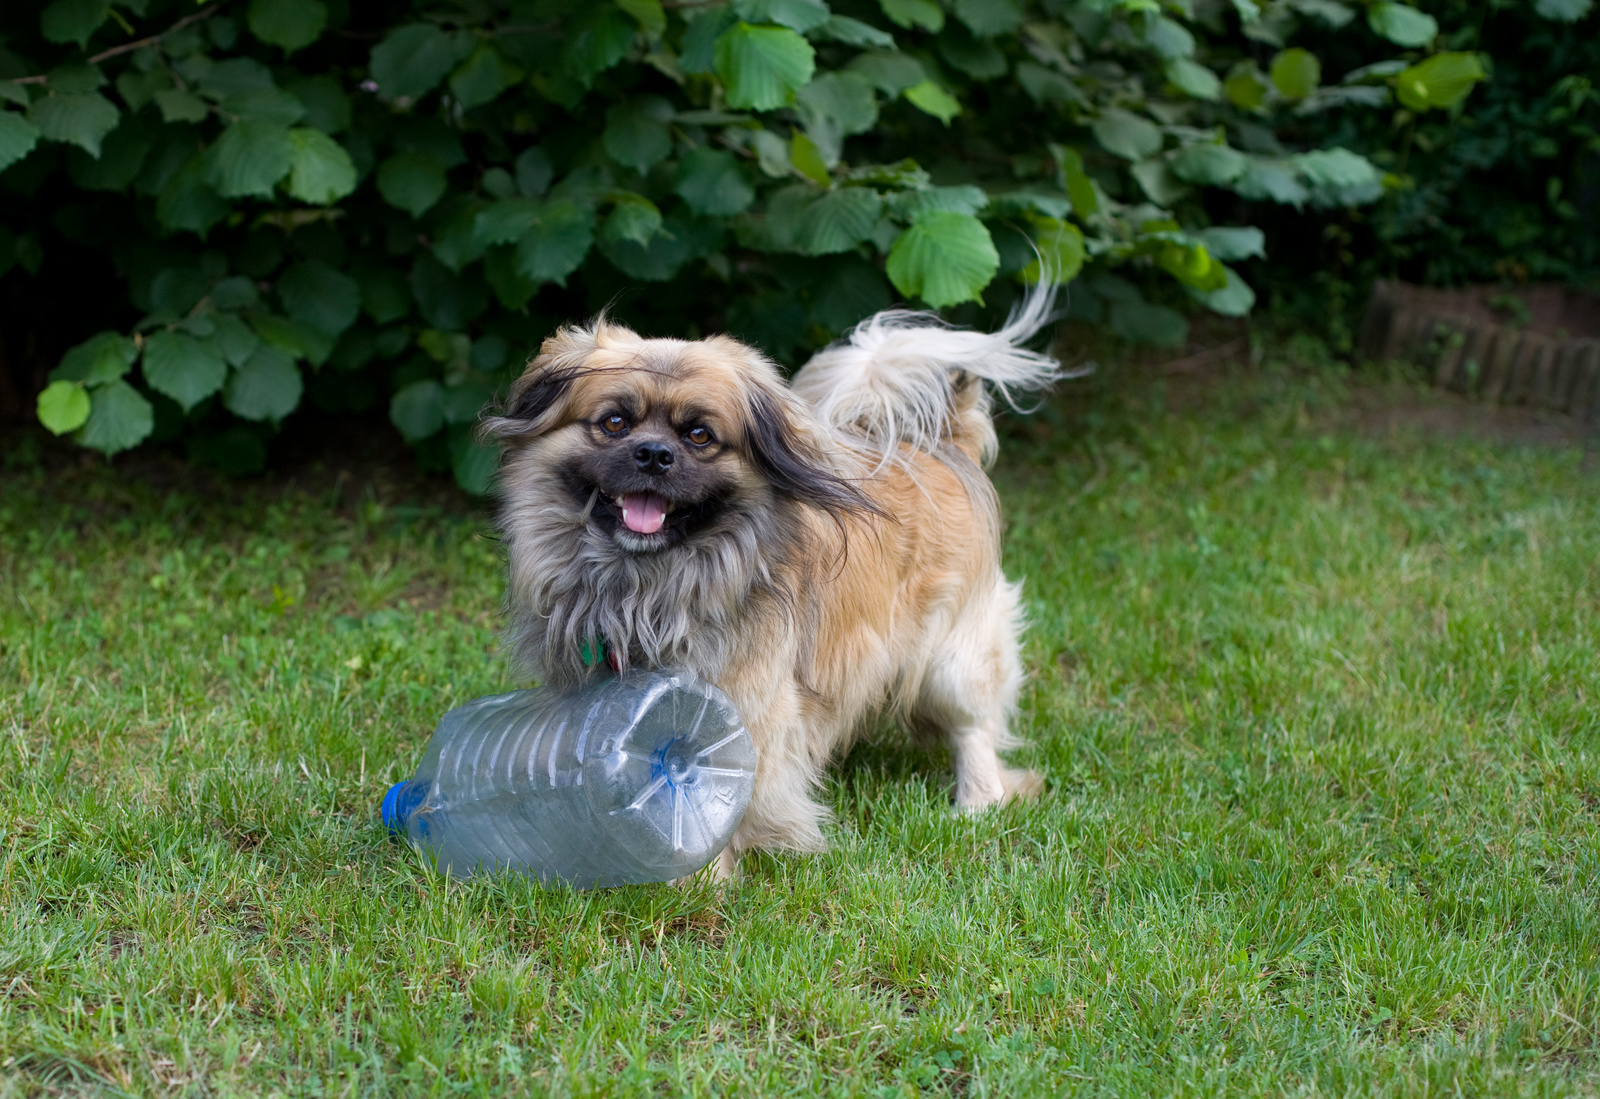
[789,281,1063,467]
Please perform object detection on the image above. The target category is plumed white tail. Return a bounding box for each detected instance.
[790,281,1064,467]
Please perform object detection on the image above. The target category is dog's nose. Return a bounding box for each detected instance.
[632,441,674,473]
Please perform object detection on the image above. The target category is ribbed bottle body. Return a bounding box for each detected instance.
[382,670,754,887]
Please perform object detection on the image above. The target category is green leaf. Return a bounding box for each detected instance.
[1156,240,1224,290]
[617,0,668,37]
[1534,0,1593,19]
[714,23,816,110]
[1131,159,1189,206]
[1052,146,1099,219]
[37,380,91,435]
[601,194,664,246]
[675,148,756,216]
[479,199,562,253]
[816,15,895,47]
[1269,48,1321,101]
[879,0,943,31]
[248,0,328,53]
[1092,109,1162,161]
[848,51,926,95]
[681,7,739,74]
[886,184,988,219]
[903,81,960,125]
[352,264,412,325]
[0,112,41,173]
[286,128,356,204]
[797,72,878,138]
[154,89,210,124]
[377,152,447,217]
[30,93,120,158]
[41,0,108,48]
[1142,15,1194,59]
[514,201,596,284]
[1021,216,1084,284]
[599,212,698,280]
[369,24,473,101]
[450,425,500,496]
[226,88,308,127]
[279,261,362,337]
[67,113,153,191]
[450,44,521,110]
[141,331,228,411]
[1166,59,1221,100]
[196,59,274,101]
[733,0,832,32]
[1187,263,1255,316]
[157,158,231,236]
[1171,143,1248,185]
[886,211,998,308]
[798,187,882,254]
[391,380,444,441]
[790,131,831,184]
[603,97,675,174]
[1195,226,1265,262]
[942,26,1009,80]
[1296,0,1356,27]
[566,7,637,86]
[1224,63,1270,111]
[47,64,106,95]
[1294,147,1383,205]
[204,121,294,198]
[516,148,554,198]
[474,197,541,247]
[952,0,1020,36]
[211,313,262,366]
[484,246,537,310]
[1395,53,1486,112]
[286,76,352,133]
[53,331,138,385]
[1366,3,1436,47]
[150,268,212,316]
[1234,159,1307,206]
[225,344,304,421]
[76,380,153,455]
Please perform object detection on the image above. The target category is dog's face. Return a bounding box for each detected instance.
[485,322,869,559]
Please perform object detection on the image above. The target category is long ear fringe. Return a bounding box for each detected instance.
[788,281,1074,461]
[477,320,606,441]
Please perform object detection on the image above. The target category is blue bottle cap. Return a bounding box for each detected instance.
[381,780,428,834]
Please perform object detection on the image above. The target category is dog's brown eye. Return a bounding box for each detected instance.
[601,414,628,435]
[685,426,713,447]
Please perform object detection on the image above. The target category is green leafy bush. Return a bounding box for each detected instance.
[1,0,1564,488]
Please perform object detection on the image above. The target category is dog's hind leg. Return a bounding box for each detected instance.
[913,575,1042,809]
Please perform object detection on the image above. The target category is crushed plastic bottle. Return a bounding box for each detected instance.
[381,670,755,887]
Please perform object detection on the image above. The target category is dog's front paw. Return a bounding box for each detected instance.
[955,766,1044,812]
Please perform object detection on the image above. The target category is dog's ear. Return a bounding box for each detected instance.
[480,326,596,441]
[745,384,880,518]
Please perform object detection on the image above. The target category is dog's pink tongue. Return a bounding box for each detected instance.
[620,492,668,534]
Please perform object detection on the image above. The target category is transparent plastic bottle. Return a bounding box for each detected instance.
[381,670,755,887]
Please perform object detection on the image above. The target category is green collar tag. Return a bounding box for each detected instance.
[579,637,608,668]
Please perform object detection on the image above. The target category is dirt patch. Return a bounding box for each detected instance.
[1344,384,1595,449]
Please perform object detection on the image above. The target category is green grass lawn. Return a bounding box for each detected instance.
[3,347,1598,1097]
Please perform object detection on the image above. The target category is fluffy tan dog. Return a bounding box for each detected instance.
[483,286,1060,877]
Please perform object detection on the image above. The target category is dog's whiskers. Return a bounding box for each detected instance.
[578,486,600,524]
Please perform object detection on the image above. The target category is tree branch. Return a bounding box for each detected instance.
[86,3,223,66]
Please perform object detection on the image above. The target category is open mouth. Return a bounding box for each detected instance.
[582,485,726,547]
